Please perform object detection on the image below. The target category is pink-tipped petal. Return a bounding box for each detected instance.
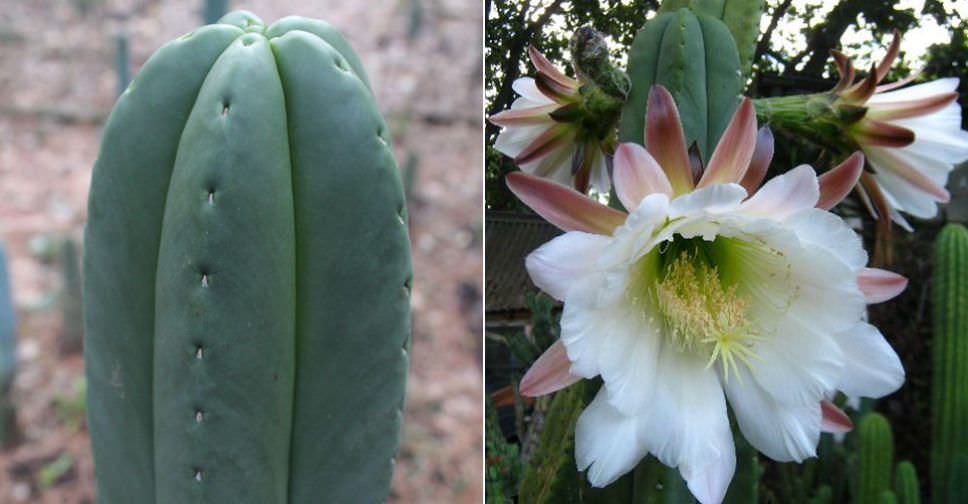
[831,50,856,93]
[515,124,573,165]
[739,126,775,195]
[875,30,902,83]
[520,340,582,397]
[528,45,579,92]
[866,92,959,121]
[817,152,865,210]
[506,172,627,234]
[858,267,908,303]
[698,99,757,188]
[489,103,562,126]
[875,73,918,94]
[613,143,673,210]
[852,119,915,148]
[645,85,694,194]
[867,147,951,202]
[844,63,881,103]
[820,400,853,434]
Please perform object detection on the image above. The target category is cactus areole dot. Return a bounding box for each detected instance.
[82,11,411,504]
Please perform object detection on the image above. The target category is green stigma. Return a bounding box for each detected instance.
[642,241,762,383]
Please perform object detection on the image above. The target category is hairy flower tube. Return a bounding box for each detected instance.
[490,46,623,194]
[511,86,907,504]
[755,31,968,228]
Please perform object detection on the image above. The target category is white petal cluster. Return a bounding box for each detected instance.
[865,78,968,222]
[526,167,905,503]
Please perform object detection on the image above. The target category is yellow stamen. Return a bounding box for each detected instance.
[653,254,761,383]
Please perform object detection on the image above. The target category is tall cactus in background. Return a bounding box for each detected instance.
[893,460,920,504]
[856,412,894,504]
[931,223,968,503]
[83,11,411,504]
[59,237,83,354]
[0,243,17,447]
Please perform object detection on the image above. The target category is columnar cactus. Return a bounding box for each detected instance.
[83,11,411,503]
[893,460,920,504]
[931,223,968,503]
[59,237,83,354]
[619,8,742,161]
[856,412,895,504]
[0,243,16,447]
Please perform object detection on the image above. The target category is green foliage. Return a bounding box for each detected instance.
[931,223,968,503]
[84,11,410,503]
[723,433,761,504]
[619,9,742,162]
[486,397,521,503]
[879,489,898,504]
[518,382,587,503]
[37,453,75,489]
[892,460,920,504]
[52,377,86,433]
[808,484,833,504]
[855,413,895,504]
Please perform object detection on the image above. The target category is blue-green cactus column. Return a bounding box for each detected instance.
[84,11,411,504]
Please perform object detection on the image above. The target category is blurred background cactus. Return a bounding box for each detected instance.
[0,244,18,449]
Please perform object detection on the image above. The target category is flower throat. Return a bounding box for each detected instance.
[651,237,761,382]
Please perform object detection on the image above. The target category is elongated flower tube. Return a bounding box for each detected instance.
[490,45,623,193]
[755,31,968,228]
[512,86,906,504]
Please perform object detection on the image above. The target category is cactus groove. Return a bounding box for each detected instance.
[83,11,411,503]
[931,223,968,504]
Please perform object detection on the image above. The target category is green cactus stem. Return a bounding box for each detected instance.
[83,11,411,503]
[893,460,920,504]
[931,223,968,503]
[856,412,895,504]
[0,243,16,447]
[59,237,83,354]
[619,8,742,162]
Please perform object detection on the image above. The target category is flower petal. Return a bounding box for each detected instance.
[489,103,565,126]
[516,123,575,165]
[614,142,673,210]
[820,400,853,434]
[739,126,774,196]
[525,231,612,301]
[670,183,747,219]
[528,45,579,93]
[874,29,901,83]
[645,85,695,194]
[576,391,648,487]
[637,350,735,504]
[865,145,951,202]
[519,340,582,397]
[560,297,662,415]
[868,77,960,103]
[857,267,908,303]
[835,322,905,399]
[698,99,757,188]
[852,119,915,148]
[506,172,627,234]
[738,164,820,219]
[725,368,822,462]
[817,152,864,210]
[865,91,958,121]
